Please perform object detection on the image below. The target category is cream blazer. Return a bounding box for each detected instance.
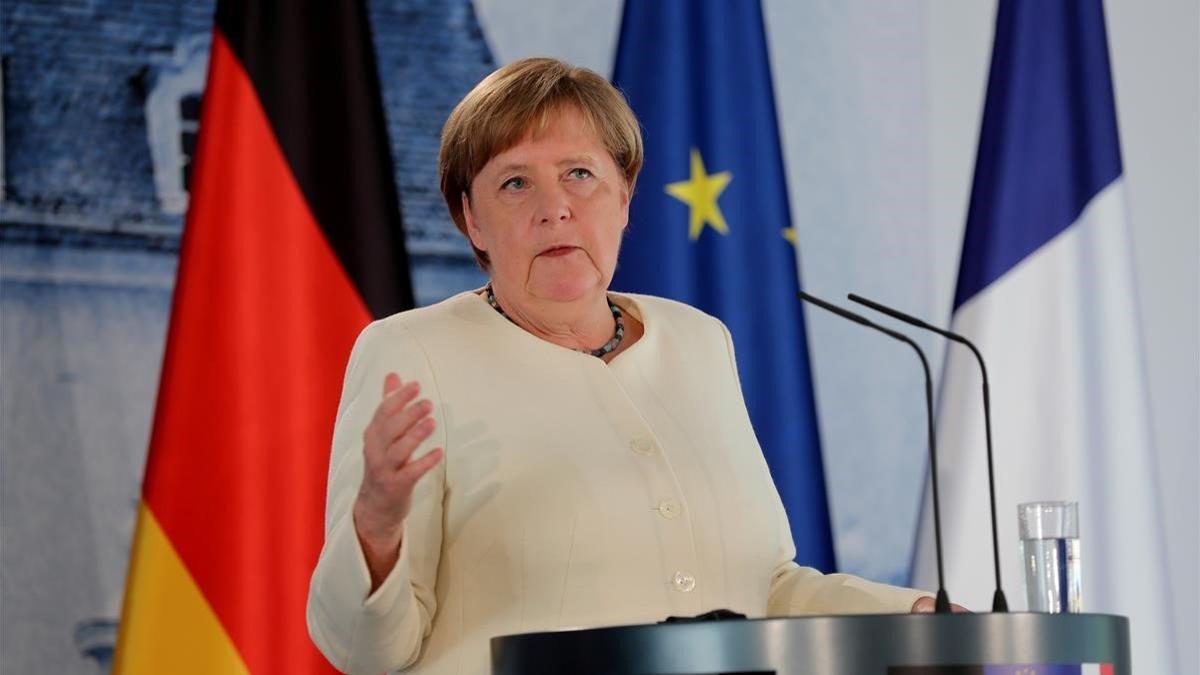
[307,291,925,674]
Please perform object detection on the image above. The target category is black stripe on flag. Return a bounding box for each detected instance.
[214,0,415,317]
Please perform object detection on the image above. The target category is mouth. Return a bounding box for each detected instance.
[538,245,581,258]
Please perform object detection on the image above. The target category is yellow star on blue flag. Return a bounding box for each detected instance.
[665,149,732,241]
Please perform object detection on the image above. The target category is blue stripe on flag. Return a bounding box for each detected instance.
[611,0,835,571]
[954,0,1123,309]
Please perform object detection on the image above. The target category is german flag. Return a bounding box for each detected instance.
[113,2,412,672]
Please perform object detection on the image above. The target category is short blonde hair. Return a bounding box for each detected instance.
[438,57,644,268]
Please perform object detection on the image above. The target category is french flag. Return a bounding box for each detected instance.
[983,666,1113,675]
[895,665,1113,675]
[911,2,1175,673]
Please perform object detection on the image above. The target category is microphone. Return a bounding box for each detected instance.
[848,292,1008,613]
[798,290,952,614]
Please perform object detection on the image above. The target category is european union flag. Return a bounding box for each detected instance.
[611,0,835,571]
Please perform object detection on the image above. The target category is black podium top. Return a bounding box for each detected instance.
[492,613,1129,675]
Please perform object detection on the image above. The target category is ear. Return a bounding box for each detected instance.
[462,192,488,252]
[619,183,632,230]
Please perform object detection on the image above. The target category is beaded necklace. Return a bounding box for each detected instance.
[485,283,624,358]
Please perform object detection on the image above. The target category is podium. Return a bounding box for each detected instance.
[491,613,1129,674]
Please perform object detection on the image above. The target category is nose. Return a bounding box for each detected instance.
[536,183,572,225]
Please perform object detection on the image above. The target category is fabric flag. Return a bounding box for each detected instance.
[113,1,413,672]
[911,1,1174,672]
[611,0,834,571]
[890,665,1113,675]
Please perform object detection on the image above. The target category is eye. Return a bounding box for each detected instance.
[501,176,528,191]
[567,167,593,180]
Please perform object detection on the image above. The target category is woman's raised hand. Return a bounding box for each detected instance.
[352,373,444,590]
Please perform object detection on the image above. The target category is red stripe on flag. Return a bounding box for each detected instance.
[140,30,366,672]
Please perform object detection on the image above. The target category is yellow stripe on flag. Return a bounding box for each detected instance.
[113,503,250,674]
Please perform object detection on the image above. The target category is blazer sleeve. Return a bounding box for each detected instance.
[307,320,448,674]
[716,320,929,616]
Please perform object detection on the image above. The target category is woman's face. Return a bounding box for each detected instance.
[463,105,630,304]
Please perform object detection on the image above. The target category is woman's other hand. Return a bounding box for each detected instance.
[910,596,970,613]
[352,372,444,591]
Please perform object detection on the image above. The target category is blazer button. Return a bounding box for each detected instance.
[671,572,696,592]
[657,499,681,519]
[630,437,655,455]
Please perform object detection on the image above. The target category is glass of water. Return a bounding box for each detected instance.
[1018,501,1082,613]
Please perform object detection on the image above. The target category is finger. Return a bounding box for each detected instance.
[384,415,436,468]
[397,447,444,484]
[363,381,420,468]
[370,380,421,432]
[382,372,402,398]
[379,398,434,448]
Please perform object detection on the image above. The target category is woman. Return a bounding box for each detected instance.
[307,57,934,675]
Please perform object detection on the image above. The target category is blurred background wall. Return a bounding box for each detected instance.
[1,0,1195,672]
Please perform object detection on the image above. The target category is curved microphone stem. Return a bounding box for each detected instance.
[848,292,1008,613]
[798,291,952,613]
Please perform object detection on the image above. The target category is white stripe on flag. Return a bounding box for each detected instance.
[912,178,1175,673]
